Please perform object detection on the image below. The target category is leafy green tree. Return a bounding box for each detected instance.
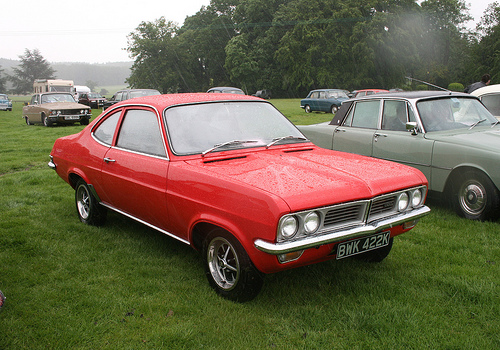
[10,49,55,94]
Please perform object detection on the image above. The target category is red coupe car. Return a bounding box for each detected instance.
[49,93,430,301]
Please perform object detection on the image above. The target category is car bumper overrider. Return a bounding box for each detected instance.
[254,205,430,255]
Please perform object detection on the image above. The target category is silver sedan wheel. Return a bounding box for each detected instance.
[459,179,487,216]
[304,105,311,113]
[207,236,240,291]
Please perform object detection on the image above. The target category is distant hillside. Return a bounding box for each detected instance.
[0,58,132,89]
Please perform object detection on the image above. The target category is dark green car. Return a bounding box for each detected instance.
[299,91,500,221]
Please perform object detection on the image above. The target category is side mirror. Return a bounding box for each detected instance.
[406,122,418,135]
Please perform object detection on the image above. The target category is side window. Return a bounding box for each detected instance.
[116,109,166,157]
[30,95,38,104]
[115,92,123,101]
[348,100,380,129]
[318,91,326,99]
[382,100,408,131]
[93,110,121,145]
[310,92,319,99]
[480,94,500,116]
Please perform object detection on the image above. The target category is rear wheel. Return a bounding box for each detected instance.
[75,180,107,226]
[330,105,338,114]
[203,229,263,302]
[451,170,500,221]
[355,238,393,262]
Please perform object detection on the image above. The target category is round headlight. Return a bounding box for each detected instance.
[304,212,320,234]
[280,216,298,239]
[398,192,409,212]
[411,189,423,207]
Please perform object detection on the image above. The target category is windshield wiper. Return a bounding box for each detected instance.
[469,118,487,130]
[266,135,308,148]
[202,140,259,156]
[491,120,500,128]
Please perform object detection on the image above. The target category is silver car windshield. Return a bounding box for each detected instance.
[417,97,496,132]
[164,101,306,155]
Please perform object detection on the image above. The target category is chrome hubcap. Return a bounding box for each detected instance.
[76,186,90,220]
[207,237,239,291]
[460,181,486,215]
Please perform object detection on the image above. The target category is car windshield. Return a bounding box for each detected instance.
[417,97,497,132]
[88,93,102,98]
[326,91,348,99]
[41,94,76,103]
[164,101,307,155]
[130,90,161,99]
[0,94,7,100]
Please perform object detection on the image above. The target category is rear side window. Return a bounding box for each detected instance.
[116,109,166,157]
[343,100,380,129]
[93,111,121,145]
[480,94,500,116]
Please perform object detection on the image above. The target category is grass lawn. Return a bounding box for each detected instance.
[0,99,499,349]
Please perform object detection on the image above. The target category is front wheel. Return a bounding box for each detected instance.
[203,229,263,302]
[42,114,53,127]
[452,170,500,221]
[75,180,107,226]
[304,105,311,113]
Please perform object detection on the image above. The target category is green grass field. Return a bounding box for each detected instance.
[0,100,499,349]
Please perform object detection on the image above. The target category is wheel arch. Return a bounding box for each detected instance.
[443,165,499,196]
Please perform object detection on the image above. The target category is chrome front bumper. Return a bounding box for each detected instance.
[254,206,430,255]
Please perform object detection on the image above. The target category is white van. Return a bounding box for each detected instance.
[74,85,91,101]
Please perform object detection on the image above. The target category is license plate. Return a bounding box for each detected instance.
[64,116,80,120]
[335,231,390,260]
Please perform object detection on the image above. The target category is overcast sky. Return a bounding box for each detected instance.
[0,0,493,64]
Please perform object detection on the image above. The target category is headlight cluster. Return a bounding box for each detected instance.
[50,110,61,116]
[278,210,321,242]
[397,187,425,212]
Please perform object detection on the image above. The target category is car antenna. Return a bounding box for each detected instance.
[405,77,451,93]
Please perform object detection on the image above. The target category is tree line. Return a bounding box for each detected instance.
[3,0,500,97]
[125,0,500,97]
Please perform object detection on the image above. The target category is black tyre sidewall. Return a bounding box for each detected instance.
[75,180,107,226]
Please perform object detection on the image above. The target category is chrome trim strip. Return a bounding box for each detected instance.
[254,206,430,255]
[99,202,190,246]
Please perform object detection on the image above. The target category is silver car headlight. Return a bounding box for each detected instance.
[397,192,409,212]
[411,188,423,207]
[304,211,320,234]
[280,216,298,240]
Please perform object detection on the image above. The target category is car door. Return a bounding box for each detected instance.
[317,91,329,112]
[98,107,170,230]
[25,94,43,123]
[372,100,433,181]
[332,99,380,156]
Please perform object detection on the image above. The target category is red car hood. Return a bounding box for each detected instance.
[185,146,427,212]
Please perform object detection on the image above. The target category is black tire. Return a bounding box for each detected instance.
[355,238,393,263]
[75,180,107,226]
[304,105,311,113]
[42,114,53,127]
[451,170,500,221]
[203,229,263,302]
[330,105,338,114]
[81,118,89,125]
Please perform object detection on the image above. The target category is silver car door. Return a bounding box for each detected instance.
[332,100,380,157]
[372,100,433,181]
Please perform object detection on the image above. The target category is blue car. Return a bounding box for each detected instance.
[300,89,349,114]
[0,94,13,111]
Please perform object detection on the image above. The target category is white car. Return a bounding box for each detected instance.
[471,84,500,119]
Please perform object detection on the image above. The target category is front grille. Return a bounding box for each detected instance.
[60,109,83,115]
[369,196,397,218]
[324,203,365,227]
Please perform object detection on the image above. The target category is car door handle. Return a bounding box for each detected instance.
[374,133,387,142]
[103,157,116,163]
[335,128,346,133]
